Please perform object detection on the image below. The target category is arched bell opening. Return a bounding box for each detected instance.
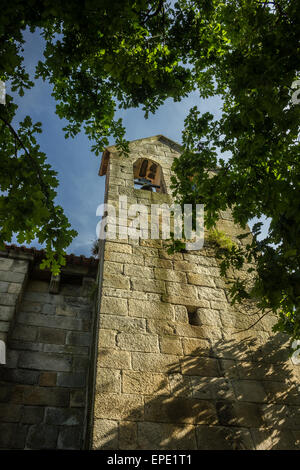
[133,158,167,193]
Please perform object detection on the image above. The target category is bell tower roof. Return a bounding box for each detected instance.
[99,134,182,176]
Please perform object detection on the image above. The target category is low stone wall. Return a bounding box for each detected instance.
[0,249,97,449]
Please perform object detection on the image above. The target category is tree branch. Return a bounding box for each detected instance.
[0,114,53,214]
[233,309,273,333]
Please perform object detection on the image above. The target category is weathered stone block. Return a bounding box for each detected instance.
[232,379,267,403]
[162,295,210,309]
[173,261,203,274]
[191,376,235,401]
[56,304,76,316]
[187,273,215,288]
[0,258,14,270]
[21,406,44,424]
[39,372,57,387]
[38,327,66,345]
[12,324,37,342]
[124,265,154,279]
[0,270,25,283]
[66,331,91,347]
[12,260,28,273]
[182,338,211,356]
[73,356,90,372]
[0,403,21,422]
[104,252,144,265]
[158,250,183,261]
[96,368,121,393]
[217,401,263,428]
[137,421,197,450]
[0,368,39,385]
[218,359,240,379]
[101,297,128,316]
[21,300,42,313]
[0,293,18,306]
[196,425,254,450]
[166,282,198,299]
[144,396,217,425]
[0,423,16,448]
[154,268,186,283]
[18,351,72,372]
[24,292,54,304]
[0,305,15,321]
[12,385,69,407]
[100,314,146,333]
[98,329,116,349]
[43,343,88,355]
[93,419,119,450]
[176,324,222,342]
[0,281,8,293]
[11,425,28,449]
[122,370,170,396]
[160,337,183,355]
[174,305,189,323]
[103,261,124,275]
[194,308,222,328]
[8,283,23,294]
[45,407,84,425]
[9,339,43,352]
[146,319,177,337]
[168,373,192,398]
[117,332,159,353]
[57,426,82,449]
[102,287,148,300]
[105,242,132,254]
[133,246,159,258]
[57,372,86,388]
[181,356,220,377]
[70,390,85,408]
[119,421,138,450]
[17,312,84,331]
[145,258,173,269]
[94,393,143,421]
[129,299,174,320]
[98,348,131,369]
[26,424,58,449]
[131,352,180,373]
[103,273,130,290]
[263,381,300,405]
[132,278,166,294]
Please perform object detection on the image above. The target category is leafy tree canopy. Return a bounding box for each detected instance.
[1,0,300,340]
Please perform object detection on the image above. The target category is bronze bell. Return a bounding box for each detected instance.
[140,183,153,191]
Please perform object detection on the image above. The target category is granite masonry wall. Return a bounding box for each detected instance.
[92,135,300,450]
[0,249,97,449]
[0,255,29,348]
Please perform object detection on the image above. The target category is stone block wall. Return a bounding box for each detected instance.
[0,249,97,449]
[0,255,29,346]
[92,135,300,450]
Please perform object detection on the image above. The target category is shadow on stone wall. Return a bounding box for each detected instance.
[93,332,300,450]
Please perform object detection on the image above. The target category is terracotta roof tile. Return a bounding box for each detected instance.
[3,244,98,267]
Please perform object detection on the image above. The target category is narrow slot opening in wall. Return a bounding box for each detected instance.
[187,306,201,326]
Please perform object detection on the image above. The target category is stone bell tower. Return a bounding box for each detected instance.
[91,135,300,450]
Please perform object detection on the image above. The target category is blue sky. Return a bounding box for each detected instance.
[8,29,267,257]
